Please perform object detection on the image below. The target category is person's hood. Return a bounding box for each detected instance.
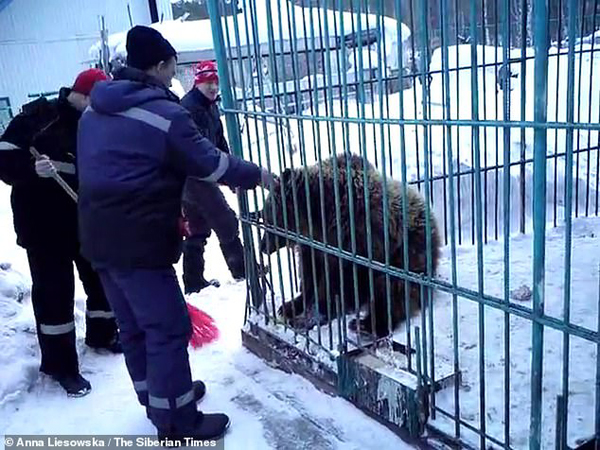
[90,67,178,114]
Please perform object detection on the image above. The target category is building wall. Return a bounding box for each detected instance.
[0,0,173,113]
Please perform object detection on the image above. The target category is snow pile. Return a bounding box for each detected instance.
[0,182,38,408]
[0,262,37,408]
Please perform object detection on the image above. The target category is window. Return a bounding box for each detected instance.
[0,97,12,134]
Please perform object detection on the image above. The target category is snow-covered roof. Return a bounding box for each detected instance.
[89,0,411,69]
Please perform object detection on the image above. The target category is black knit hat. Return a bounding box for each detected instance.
[126,25,177,70]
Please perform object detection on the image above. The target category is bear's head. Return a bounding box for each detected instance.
[258,167,316,254]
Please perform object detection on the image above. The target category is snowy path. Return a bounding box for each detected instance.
[0,184,416,450]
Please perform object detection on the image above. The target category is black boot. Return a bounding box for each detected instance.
[183,238,220,294]
[42,370,92,398]
[85,316,123,354]
[86,332,123,354]
[184,278,220,295]
[192,380,206,402]
[158,412,231,443]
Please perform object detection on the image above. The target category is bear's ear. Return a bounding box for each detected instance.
[281,168,294,185]
[281,168,302,189]
[280,168,307,204]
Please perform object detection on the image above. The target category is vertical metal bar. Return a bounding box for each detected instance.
[363,4,379,169]
[207,0,264,312]
[596,86,600,216]
[494,0,501,242]
[329,6,350,353]
[455,0,463,245]
[596,264,600,445]
[379,4,395,187]
[519,0,528,234]
[353,0,378,342]
[594,2,600,218]
[440,0,460,436]
[100,16,110,74]
[321,0,346,351]
[302,0,326,348]
[501,0,512,443]
[468,0,487,443]
[560,0,578,446]
[555,394,566,450]
[373,0,393,337]
[408,0,422,195]
[553,0,564,228]
[393,0,414,371]
[417,0,436,416]
[584,0,598,217]
[423,2,435,215]
[337,0,362,350]
[574,0,586,218]
[415,326,423,390]
[480,0,490,244]
[529,0,550,443]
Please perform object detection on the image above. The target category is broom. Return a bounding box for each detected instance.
[30,146,220,349]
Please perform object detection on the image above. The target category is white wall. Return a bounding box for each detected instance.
[0,0,173,112]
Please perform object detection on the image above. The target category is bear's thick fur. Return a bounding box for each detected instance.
[259,153,441,338]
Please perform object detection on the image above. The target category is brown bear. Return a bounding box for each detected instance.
[259,153,441,338]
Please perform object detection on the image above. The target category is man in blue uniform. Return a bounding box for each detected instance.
[77,26,274,441]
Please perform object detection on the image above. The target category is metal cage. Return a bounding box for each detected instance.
[206,0,600,447]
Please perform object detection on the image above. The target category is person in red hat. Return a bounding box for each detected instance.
[0,68,122,398]
[180,61,264,293]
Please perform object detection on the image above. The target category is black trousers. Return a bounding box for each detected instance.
[26,247,118,377]
[181,180,245,290]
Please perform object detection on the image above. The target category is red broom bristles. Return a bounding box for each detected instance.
[186,302,220,349]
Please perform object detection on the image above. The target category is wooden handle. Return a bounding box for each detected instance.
[29,146,79,202]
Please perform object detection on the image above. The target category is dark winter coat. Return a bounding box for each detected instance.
[77,67,262,269]
[180,88,230,154]
[0,88,81,251]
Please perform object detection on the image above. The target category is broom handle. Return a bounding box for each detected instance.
[29,146,79,202]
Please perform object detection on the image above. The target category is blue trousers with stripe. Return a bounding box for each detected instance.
[97,267,197,432]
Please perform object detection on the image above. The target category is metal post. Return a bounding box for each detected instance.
[206,0,263,309]
[529,0,550,444]
[100,16,110,73]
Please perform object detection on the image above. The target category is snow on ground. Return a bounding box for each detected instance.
[426,217,600,449]
[0,183,416,450]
